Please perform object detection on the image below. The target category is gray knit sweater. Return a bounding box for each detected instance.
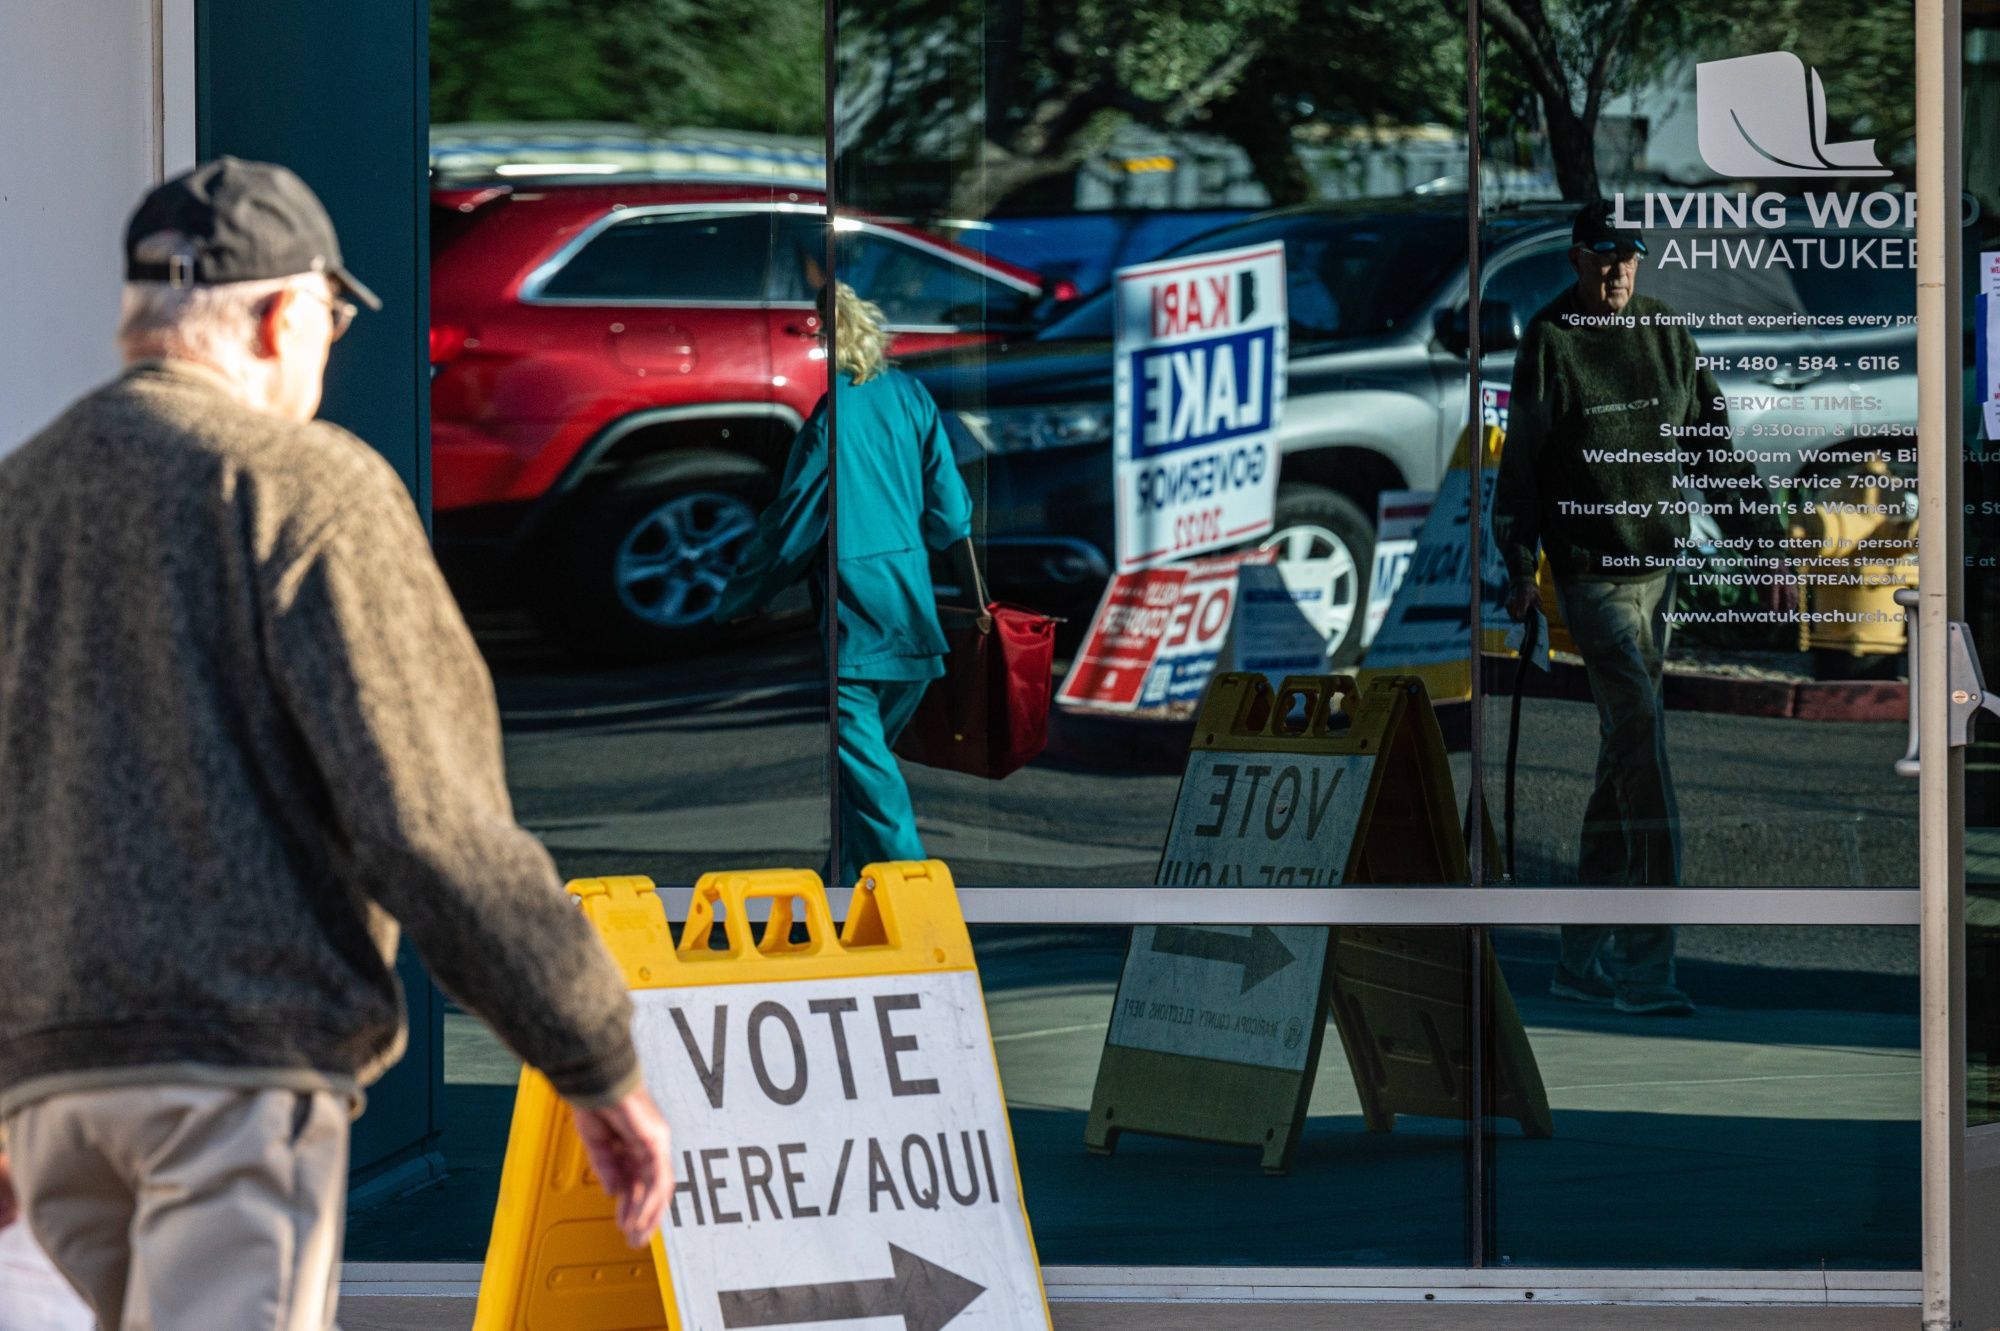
[0,361,637,1118]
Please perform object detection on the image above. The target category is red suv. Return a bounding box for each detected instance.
[429,178,1050,657]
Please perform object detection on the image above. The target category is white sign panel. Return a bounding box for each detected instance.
[1365,464,1510,671]
[1108,748,1373,1071]
[1112,243,1287,571]
[1155,748,1375,890]
[1107,924,1329,1073]
[1137,552,1268,708]
[634,971,1045,1331]
[1367,488,1434,646]
[1227,560,1340,681]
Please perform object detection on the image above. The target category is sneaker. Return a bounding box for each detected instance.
[1614,982,1697,1016]
[1549,964,1615,1005]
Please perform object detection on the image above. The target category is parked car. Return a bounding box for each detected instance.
[429,177,1053,657]
[906,199,1919,665]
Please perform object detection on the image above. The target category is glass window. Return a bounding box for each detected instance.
[1480,244,1574,324]
[540,210,774,301]
[769,209,825,304]
[1489,925,1917,1269]
[833,228,1036,328]
[1040,211,1466,343]
[1477,3,1919,893]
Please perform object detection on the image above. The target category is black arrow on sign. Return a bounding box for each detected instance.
[1151,925,1297,993]
[716,1243,986,1331]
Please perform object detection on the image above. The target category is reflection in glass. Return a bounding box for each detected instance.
[1488,926,1917,1268]
[1478,0,1920,893]
[425,10,833,885]
[716,282,975,883]
[988,926,1470,1266]
[836,0,1477,884]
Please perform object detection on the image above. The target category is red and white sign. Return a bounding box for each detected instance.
[1057,552,1276,713]
[1056,566,1189,711]
[1112,244,1288,571]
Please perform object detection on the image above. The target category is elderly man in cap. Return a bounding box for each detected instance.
[1493,199,1760,1018]
[0,158,672,1330]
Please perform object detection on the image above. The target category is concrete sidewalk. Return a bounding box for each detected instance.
[336,1295,1914,1330]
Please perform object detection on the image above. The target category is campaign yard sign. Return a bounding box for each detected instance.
[1055,566,1188,712]
[1058,552,1277,714]
[1112,244,1287,572]
[1363,424,1512,686]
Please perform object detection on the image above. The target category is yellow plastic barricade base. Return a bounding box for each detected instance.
[472,861,1050,1331]
[1086,672,1552,1173]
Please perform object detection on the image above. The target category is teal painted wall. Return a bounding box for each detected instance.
[196,0,431,509]
[196,0,442,1189]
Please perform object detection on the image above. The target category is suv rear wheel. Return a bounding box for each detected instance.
[1260,483,1375,668]
[532,477,764,661]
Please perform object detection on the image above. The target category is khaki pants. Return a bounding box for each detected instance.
[5,1085,348,1331]
[1554,572,1682,986]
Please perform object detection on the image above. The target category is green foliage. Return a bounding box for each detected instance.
[430,0,825,137]
[1685,0,1916,158]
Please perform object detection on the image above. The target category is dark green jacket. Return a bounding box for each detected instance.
[1494,288,1754,583]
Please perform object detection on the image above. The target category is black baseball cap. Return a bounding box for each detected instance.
[125,157,381,311]
[1571,198,1645,256]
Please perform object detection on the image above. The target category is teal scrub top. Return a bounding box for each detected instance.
[716,367,974,682]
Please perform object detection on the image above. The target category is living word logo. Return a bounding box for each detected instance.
[1696,52,1891,180]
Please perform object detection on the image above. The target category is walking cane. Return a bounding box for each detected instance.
[1504,604,1541,884]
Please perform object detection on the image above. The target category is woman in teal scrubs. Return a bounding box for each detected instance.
[715,283,974,884]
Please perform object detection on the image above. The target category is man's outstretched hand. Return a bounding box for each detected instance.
[1506,576,1541,624]
[572,1087,674,1247]
[0,1151,19,1231]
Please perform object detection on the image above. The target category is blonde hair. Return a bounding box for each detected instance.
[828,281,890,384]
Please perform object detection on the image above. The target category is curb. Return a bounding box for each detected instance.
[1478,654,1909,725]
[1043,661,1908,771]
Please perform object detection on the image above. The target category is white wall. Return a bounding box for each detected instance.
[0,1,194,455]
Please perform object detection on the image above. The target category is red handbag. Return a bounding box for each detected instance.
[894,548,1056,779]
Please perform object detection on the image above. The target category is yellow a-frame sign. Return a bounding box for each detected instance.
[473,861,1050,1331]
[1086,673,1552,1173]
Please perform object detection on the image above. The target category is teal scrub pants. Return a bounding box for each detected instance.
[837,679,930,885]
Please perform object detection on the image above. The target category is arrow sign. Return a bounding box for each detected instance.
[717,1243,986,1331]
[1150,925,1297,993]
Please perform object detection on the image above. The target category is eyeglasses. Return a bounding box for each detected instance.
[1578,240,1647,265]
[294,287,359,341]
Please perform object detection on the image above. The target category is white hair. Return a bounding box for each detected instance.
[115,273,312,379]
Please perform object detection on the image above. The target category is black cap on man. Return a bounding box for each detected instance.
[125,157,381,311]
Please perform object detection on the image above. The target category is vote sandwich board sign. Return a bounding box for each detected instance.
[1108,736,1374,1077]
[1086,674,1413,1173]
[1085,671,1549,1172]
[473,863,1049,1331]
[1112,243,1287,572]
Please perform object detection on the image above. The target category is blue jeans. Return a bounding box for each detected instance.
[1555,573,1681,985]
[836,679,930,885]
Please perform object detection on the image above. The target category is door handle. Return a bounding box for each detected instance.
[1894,587,2000,776]
[784,316,821,338]
[1760,367,1824,389]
